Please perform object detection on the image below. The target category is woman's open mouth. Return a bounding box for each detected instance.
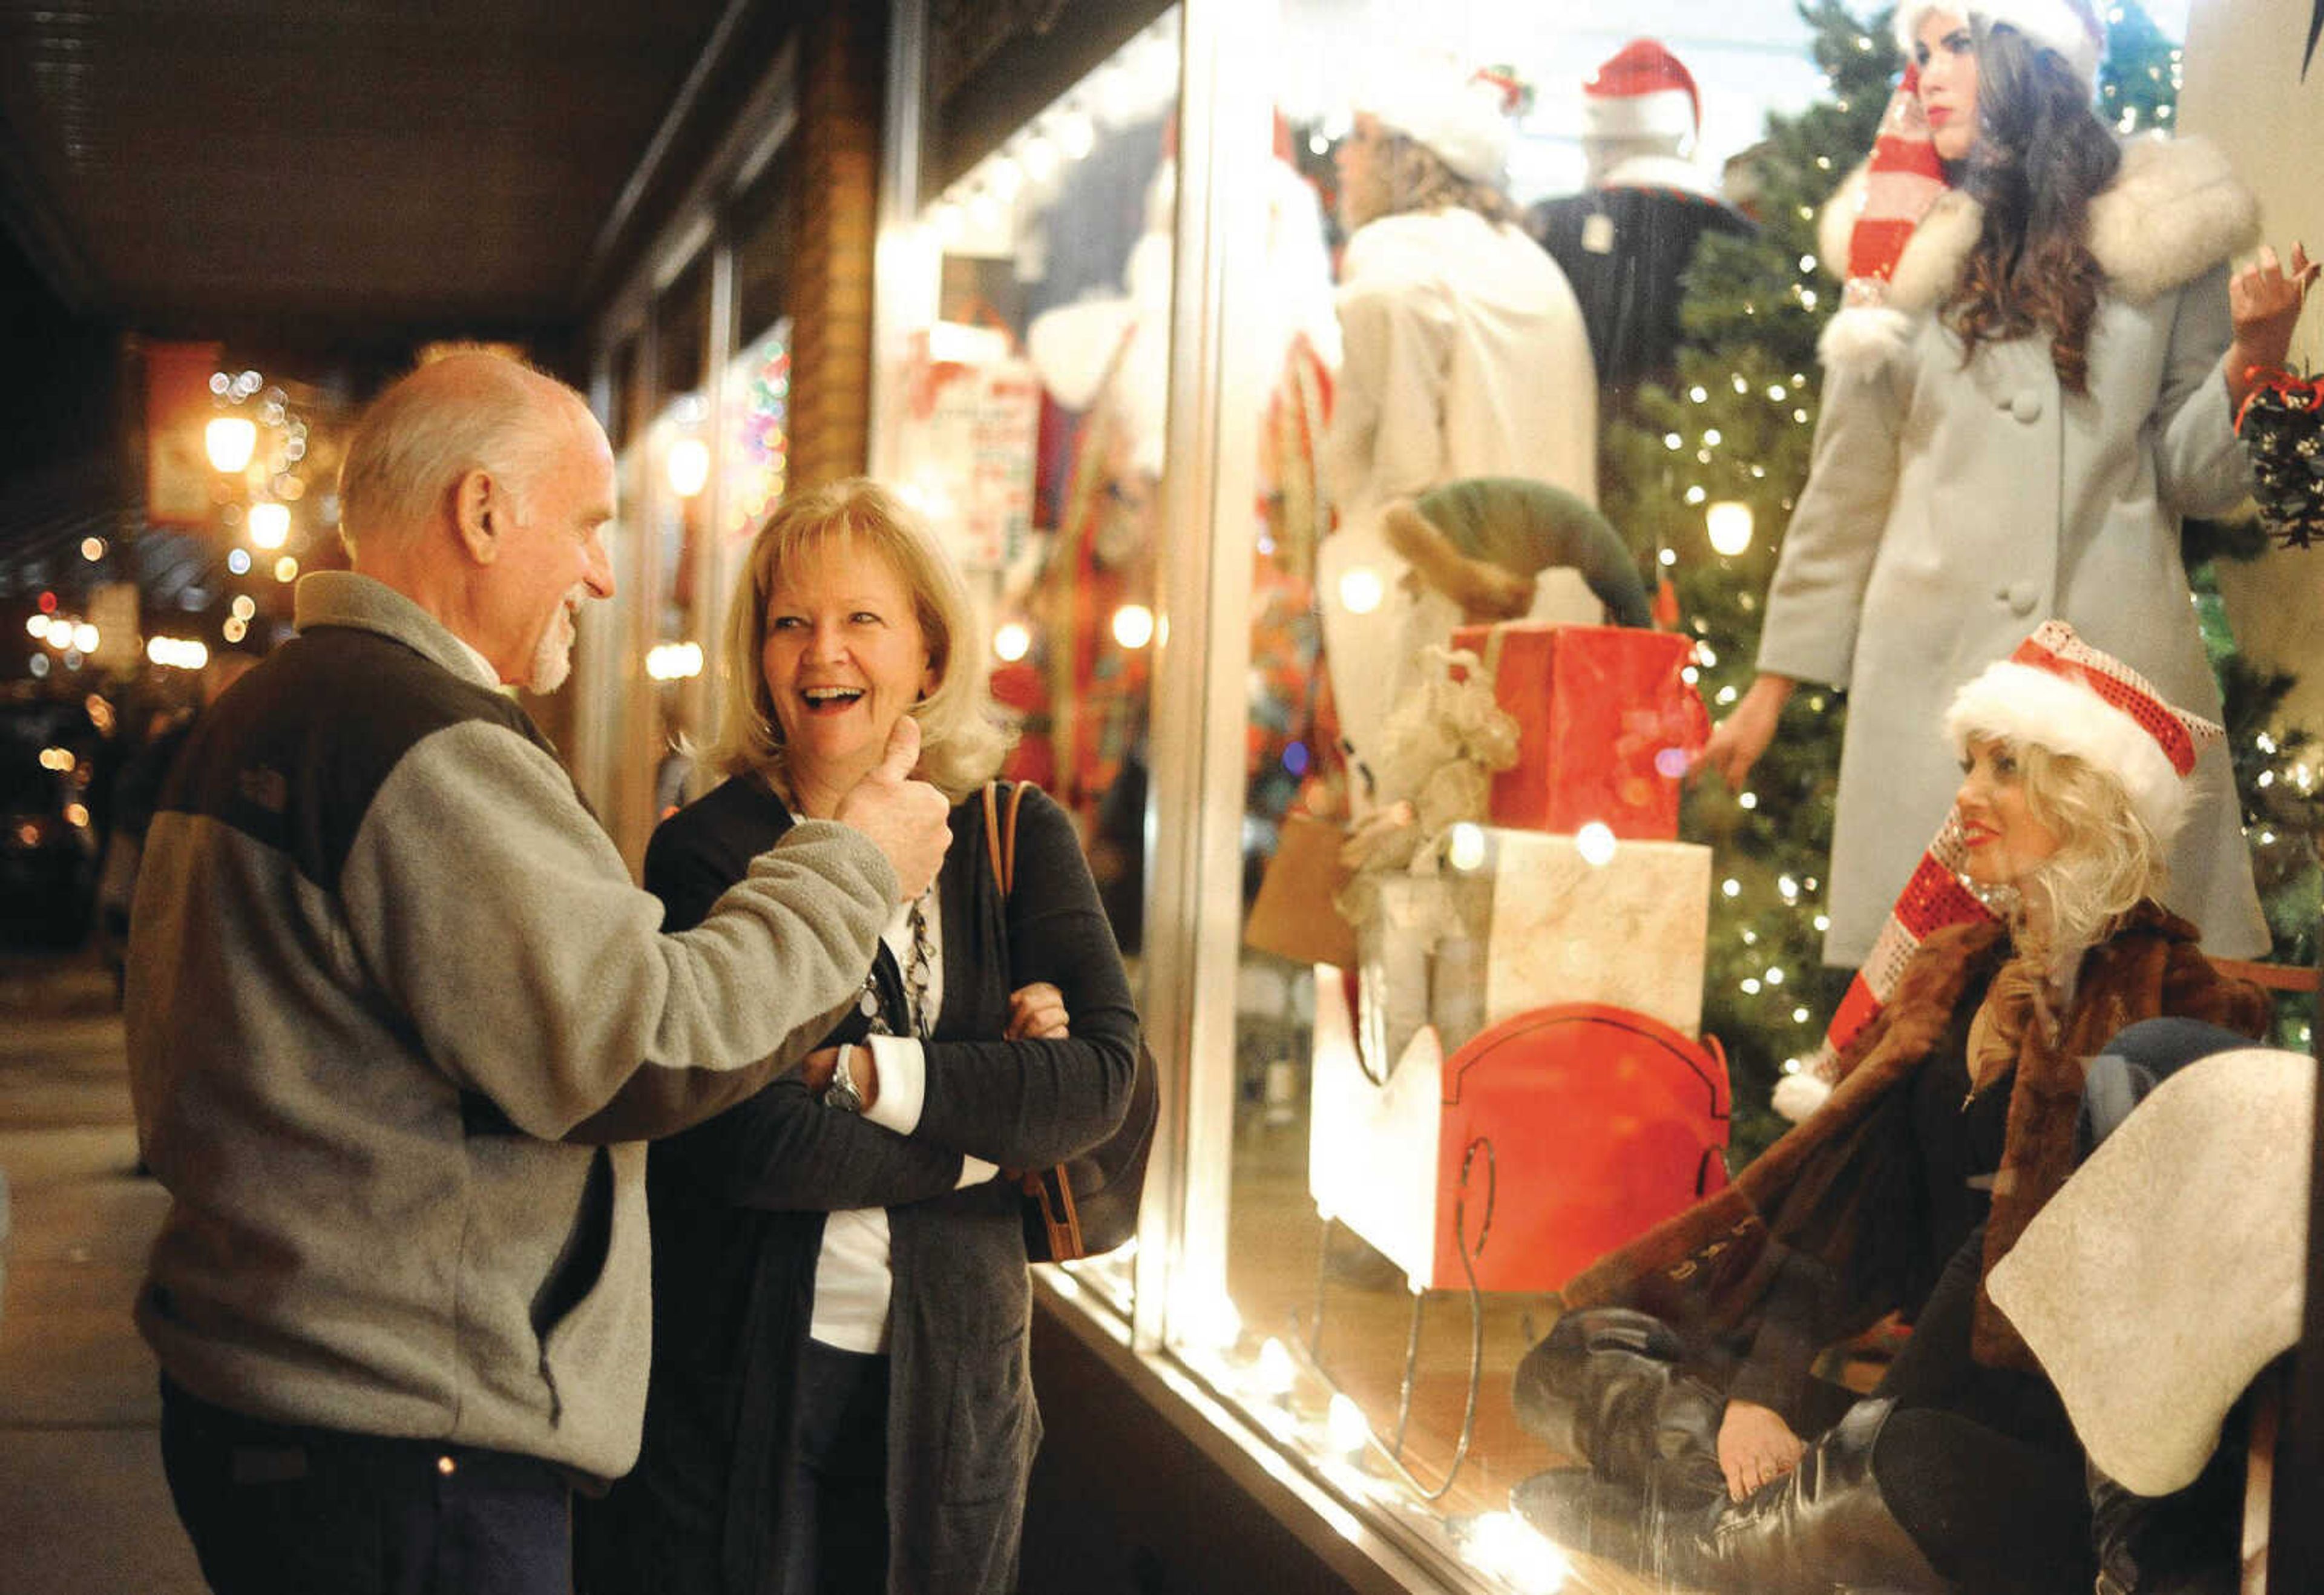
[801,686,865,715]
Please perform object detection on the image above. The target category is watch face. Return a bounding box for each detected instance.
[826,1045,864,1113]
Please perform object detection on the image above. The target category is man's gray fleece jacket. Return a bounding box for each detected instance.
[125,571,896,1482]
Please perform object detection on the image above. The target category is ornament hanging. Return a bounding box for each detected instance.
[2233,367,2324,550]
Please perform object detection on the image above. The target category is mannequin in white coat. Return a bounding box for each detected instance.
[1697,2,2313,967]
[1317,62,1599,795]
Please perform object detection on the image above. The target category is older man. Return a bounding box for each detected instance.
[125,350,950,1594]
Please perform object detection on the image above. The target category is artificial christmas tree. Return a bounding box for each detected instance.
[1602,0,2319,1157]
[1598,0,1892,1156]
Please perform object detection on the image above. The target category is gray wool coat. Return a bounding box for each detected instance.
[1761,134,2270,967]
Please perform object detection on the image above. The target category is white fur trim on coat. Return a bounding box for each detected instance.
[1813,134,2258,368]
[1944,662,2190,845]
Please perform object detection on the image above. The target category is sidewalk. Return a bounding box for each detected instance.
[0,947,203,1594]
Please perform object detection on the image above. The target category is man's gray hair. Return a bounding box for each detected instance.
[338,349,586,558]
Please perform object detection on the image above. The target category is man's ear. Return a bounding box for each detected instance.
[453,470,501,565]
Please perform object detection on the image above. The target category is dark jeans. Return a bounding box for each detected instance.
[159,1376,572,1595]
[1868,1228,2092,1593]
[773,1339,891,1595]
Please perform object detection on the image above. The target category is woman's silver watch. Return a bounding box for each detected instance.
[826,1042,865,1113]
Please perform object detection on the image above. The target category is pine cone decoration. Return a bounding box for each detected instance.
[2235,368,2324,550]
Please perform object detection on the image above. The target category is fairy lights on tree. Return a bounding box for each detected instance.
[1604,1,2313,1158]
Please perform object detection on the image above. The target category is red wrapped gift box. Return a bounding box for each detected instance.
[1449,621,1706,839]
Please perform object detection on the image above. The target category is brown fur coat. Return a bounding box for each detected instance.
[1558,903,2270,1373]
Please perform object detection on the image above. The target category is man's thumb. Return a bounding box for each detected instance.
[872,714,922,783]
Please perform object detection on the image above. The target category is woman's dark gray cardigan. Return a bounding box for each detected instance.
[573,776,1140,1595]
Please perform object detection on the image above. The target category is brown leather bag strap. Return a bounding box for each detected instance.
[982,782,1005,893]
[1002,781,1028,893]
[983,780,1030,896]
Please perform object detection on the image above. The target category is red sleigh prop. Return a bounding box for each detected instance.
[1302,978,1732,1495]
[1310,975,1730,1295]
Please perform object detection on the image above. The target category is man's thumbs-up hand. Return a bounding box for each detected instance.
[834,716,951,901]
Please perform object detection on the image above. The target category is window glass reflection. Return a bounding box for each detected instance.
[1210,4,1863,1586]
[890,12,1188,1312]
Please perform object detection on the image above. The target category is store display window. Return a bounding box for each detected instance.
[876,1,1952,1588]
[877,10,1187,1312]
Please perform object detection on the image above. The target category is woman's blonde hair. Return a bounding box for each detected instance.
[708,478,1010,803]
[2003,742,2169,972]
[1365,128,1518,227]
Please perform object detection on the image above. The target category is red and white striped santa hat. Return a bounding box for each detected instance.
[1774,621,2221,1122]
[1820,64,1952,365]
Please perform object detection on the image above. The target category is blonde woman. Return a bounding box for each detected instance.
[1515,625,2268,1593]
[577,479,1138,1595]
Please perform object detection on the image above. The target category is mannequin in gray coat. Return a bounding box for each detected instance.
[1699,1,2315,972]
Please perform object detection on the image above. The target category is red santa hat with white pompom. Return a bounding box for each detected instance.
[1773,620,2219,1123]
[1580,39,1702,148]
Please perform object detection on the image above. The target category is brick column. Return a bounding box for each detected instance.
[789,4,886,492]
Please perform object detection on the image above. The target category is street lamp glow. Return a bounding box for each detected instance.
[1446,822,1488,872]
[1111,604,1155,650]
[248,501,290,549]
[1337,566,1386,615]
[993,621,1031,662]
[646,642,705,681]
[1575,821,1618,867]
[1706,501,1755,557]
[206,416,258,473]
[71,623,100,654]
[666,438,711,499]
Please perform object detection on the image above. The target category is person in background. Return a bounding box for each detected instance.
[1514,623,2268,1593]
[127,350,950,1595]
[97,646,258,1004]
[1696,0,2314,972]
[576,478,1138,1595]
[1318,54,1598,788]
[1531,39,1757,402]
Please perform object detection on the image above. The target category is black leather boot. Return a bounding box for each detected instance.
[1686,1398,1948,1594]
[2089,1457,2239,1595]
[1511,1307,1727,1512]
[1510,1468,1652,1570]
